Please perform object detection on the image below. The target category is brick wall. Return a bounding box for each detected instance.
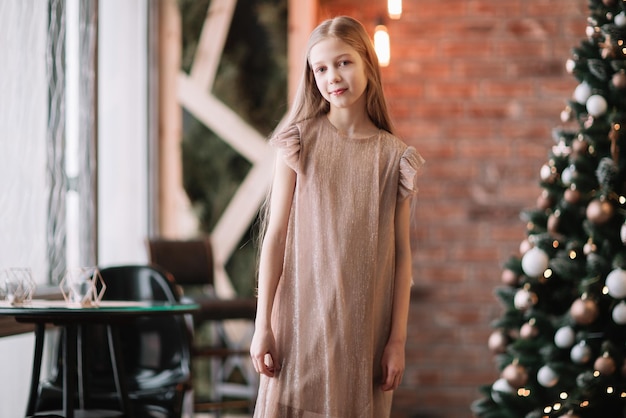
[317,1,588,417]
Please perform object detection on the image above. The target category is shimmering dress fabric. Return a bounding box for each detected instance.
[254,115,424,418]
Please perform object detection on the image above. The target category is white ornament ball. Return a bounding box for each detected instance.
[606,268,626,299]
[561,165,575,186]
[537,365,559,387]
[573,82,592,104]
[612,301,626,325]
[565,59,576,74]
[554,326,576,348]
[540,164,553,181]
[621,223,626,244]
[514,288,537,311]
[584,240,597,255]
[571,342,592,364]
[586,94,608,117]
[521,247,550,277]
[560,108,572,123]
[615,12,626,27]
[491,378,514,404]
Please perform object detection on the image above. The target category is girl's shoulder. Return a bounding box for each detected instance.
[378,129,409,151]
[378,131,425,172]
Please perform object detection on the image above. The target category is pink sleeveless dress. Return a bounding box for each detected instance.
[254,115,424,418]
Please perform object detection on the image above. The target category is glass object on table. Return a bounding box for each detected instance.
[60,266,106,306]
[0,268,36,305]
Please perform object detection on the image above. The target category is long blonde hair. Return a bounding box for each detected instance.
[279,15,394,134]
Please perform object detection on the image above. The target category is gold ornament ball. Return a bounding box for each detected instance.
[570,298,599,325]
[594,354,617,376]
[612,72,626,89]
[586,199,614,225]
[501,363,529,388]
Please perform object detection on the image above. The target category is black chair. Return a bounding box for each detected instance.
[34,265,193,418]
[147,237,257,415]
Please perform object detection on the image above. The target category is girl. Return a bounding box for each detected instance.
[250,16,424,418]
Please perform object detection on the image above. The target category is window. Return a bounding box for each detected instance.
[0,0,97,334]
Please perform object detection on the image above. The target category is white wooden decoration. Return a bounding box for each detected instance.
[177,0,276,298]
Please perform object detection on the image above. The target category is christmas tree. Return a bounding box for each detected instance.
[472,1,626,417]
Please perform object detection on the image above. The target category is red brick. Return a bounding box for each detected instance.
[495,40,552,58]
[504,18,560,38]
[312,1,591,417]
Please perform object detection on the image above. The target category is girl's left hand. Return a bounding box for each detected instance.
[381,340,405,391]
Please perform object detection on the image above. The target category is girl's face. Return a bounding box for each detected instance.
[309,37,368,113]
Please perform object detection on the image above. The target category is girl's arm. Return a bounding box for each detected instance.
[250,155,296,377]
[381,196,413,391]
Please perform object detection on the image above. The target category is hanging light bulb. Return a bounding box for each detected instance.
[374,24,390,67]
[388,0,402,19]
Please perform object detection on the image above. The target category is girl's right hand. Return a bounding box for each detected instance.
[250,326,279,377]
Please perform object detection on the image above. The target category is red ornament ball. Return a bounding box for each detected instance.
[520,322,539,339]
[570,298,599,325]
[603,0,616,6]
[572,138,589,156]
[547,213,560,234]
[501,269,519,286]
[594,353,616,376]
[536,191,554,210]
[519,239,532,255]
[488,330,508,354]
[586,198,614,225]
[501,363,529,388]
[564,187,582,205]
[613,72,626,89]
